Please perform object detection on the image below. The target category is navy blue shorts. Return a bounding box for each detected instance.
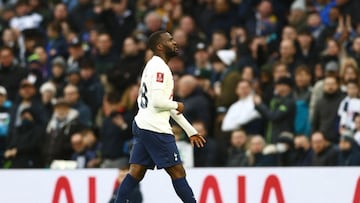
[129,121,182,169]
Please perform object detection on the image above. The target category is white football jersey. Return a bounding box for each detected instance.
[135,56,178,134]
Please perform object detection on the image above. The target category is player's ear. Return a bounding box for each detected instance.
[157,43,163,51]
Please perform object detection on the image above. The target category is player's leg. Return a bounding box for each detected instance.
[115,164,147,203]
[165,164,196,203]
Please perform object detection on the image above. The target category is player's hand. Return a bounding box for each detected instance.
[176,102,184,114]
[189,134,206,148]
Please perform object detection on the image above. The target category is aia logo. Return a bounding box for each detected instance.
[156,72,164,83]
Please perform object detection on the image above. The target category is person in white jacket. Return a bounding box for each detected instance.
[221,80,261,133]
[338,80,360,135]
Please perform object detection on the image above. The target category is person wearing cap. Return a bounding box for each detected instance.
[0,46,28,102]
[338,135,360,166]
[44,98,83,166]
[312,75,345,143]
[8,79,49,136]
[0,86,11,167]
[254,76,296,143]
[67,37,86,72]
[4,107,45,168]
[186,42,212,80]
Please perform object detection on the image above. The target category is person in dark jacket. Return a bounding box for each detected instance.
[64,84,92,127]
[176,75,213,130]
[276,132,296,166]
[311,132,339,166]
[0,46,28,102]
[338,135,360,166]
[78,58,104,122]
[226,130,248,166]
[8,79,49,135]
[107,36,145,95]
[44,98,83,166]
[4,107,45,168]
[95,0,136,52]
[312,75,345,143]
[254,76,296,143]
[100,92,134,168]
[294,135,313,166]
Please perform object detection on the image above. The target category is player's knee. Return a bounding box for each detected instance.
[166,164,186,179]
[129,164,147,181]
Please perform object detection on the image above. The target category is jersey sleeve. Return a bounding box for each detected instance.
[170,110,198,137]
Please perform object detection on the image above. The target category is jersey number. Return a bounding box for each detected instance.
[140,82,148,108]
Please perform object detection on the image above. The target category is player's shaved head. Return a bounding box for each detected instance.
[148,30,168,52]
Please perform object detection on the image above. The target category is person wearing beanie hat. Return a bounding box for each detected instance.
[254,76,296,143]
[276,131,296,166]
[40,82,57,116]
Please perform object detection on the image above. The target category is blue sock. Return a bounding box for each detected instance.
[172,177,196,203]
[115,174,139,203]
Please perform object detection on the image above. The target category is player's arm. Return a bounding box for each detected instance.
[170,110,206,148]
[152,89,178,110]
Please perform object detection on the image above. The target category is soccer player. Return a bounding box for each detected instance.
[115,31,206,203]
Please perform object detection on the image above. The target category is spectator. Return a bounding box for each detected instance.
[276,132,296,166]
[294,135,313,166]
[353,115,360,146]
[39,82,57,116]
[81,128,101,168]
[45,22,68,59]
[211,49,241,111]
[186,42,212,80]
[100,92,133,168]
[107,36,145,95]
[95,0,136,52]
[176,75,212,130]
[1,28,21,60]
[0,46,28,102]
[247,135,275,166]
[226,130,248,167]
[311,131,339,166]
[78,58,104,122]
[209,30,229,55]
[93,32,117,76]
[4,107,45,168]
[277,39,303,74]
[68,0,94,33]
[221,80,262,134]
[0,86,11,167]
[44,98,83,166]
[338,80,360,136]
[66,65,81,86]
[339,57,359,92]
[9,1,43,33]
[296,30,318,68]
[312,75,345,143]
[192,120,219,167]
[293,65,312,136]
[245,0,278,37]
[64,84,92,126]
[349,36,360,66]
[67,37,86,71]
[49,56,67,97]
[8,79,48,133]
[338,135,360,166]
[254,77,296,143]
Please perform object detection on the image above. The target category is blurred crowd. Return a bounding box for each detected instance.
[1,0,360,169]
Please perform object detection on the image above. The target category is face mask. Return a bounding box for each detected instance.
[276,143,288,153]
[21,119,33,127]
